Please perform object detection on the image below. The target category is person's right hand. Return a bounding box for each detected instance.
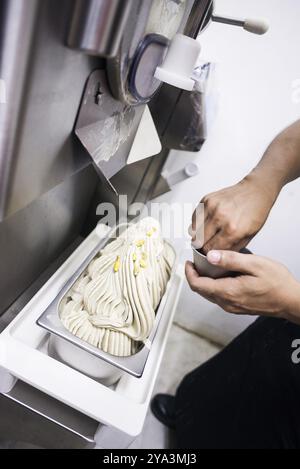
[190,175,278,254]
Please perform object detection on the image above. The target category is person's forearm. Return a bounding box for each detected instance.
[245,120,300,203]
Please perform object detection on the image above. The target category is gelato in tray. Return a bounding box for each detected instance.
[59,218,175,357]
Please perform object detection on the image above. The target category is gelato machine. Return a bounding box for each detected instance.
[0,0,268,449]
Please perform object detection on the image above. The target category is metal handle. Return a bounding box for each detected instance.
[68,0,133,58]
[212,14,269,35]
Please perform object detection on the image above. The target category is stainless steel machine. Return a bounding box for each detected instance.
[0,0,268,449]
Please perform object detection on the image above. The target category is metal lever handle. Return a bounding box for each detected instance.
[212,15,269,35]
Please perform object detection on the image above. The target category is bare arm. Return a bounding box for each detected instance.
[187,120,300,325]
[247,119,300,199]
[192,119,300,253]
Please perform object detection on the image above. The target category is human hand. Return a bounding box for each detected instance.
[190,176,278,254]
[185,250,300,325]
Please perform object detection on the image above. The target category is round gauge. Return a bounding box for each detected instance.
[107,0,192,105]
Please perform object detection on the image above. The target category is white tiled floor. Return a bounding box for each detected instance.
[129,324,221,449]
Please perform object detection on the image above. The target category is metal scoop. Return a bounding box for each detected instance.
[192,246,252,279]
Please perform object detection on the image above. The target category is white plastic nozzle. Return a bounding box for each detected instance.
[243,18,269,35]
[155,34,201,92]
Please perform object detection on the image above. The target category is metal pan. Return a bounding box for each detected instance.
[37,223,176,385]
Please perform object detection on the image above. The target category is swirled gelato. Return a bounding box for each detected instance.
[59,218,175,357]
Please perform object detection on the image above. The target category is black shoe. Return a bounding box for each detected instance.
[151,394,176,429]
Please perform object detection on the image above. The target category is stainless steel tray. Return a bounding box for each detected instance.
[37,223,176,379]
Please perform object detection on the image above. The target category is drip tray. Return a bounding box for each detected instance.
[0,224,183,437]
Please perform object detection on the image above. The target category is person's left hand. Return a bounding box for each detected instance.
[185,250,300,325]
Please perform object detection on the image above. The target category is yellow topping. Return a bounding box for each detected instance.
[140,259,147,269]
[113,256,120,273]
[134,264,140,276]
[135,240,145,247]
[141,252,147,260]
[147,227,157,237]
[132,252,137,262]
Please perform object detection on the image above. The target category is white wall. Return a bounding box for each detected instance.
[154,0,300,344]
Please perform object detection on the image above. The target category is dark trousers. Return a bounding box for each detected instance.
[174,317,300,449]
